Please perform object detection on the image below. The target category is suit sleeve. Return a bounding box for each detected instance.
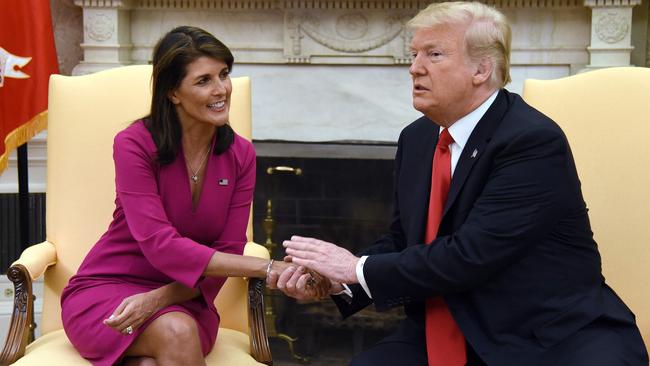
[198,140,257,307]
[114,131,216,289]
[332,129,409,317]
[364,126,573,309]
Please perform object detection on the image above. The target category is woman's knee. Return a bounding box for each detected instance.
[155,312,200,346]
[123,312,202,361]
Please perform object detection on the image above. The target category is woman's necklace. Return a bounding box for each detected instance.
[186,144,211,183]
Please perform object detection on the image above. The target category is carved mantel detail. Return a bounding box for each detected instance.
[74,0,607,71]
[73,0,134,74]
[585,0,641,68]
[284,10,412,63]
[126,0,585,10]
[75,0,133,6]
[595,11,629,44]
[75,0,624,71]
[68,0,643,141]
[336,14,369,40]
[85,13,115,42]
[300,14,404,53]
[584,0,641,6]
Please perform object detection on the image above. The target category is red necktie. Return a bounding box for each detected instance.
[425,128,466,366]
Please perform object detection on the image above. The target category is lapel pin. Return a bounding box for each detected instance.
[470,148,478,158]
[218,179,229,186]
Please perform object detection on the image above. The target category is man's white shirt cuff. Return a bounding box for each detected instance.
[338,283,353,297]
[357,255,372,298]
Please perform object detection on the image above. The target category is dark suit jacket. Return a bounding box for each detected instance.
[334,90,648,365]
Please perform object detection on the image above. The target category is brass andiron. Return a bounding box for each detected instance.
[266,166,303,176]
[263,166,308,362]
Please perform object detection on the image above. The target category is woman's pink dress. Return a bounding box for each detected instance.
[61,120,256,365]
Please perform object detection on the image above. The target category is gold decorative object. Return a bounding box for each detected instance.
[263,165,309,363]
[266,166,303,176]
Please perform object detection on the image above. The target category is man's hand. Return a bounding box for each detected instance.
[103,292,163,335]
[283,236,359,284]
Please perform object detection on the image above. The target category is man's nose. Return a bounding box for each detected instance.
[409,54,425,76]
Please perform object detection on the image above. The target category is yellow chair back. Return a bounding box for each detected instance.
[43,65,253,335]
[523,67,650,350]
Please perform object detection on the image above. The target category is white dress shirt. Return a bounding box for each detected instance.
[353,90,499,299]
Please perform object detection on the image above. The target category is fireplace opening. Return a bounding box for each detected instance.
[252,141,405,364]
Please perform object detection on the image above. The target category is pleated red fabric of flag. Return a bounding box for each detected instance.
[0,1,59,174]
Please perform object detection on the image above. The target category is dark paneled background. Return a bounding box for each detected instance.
[253,157,404,362]
[252,157,395,254]
[0,193,46,272]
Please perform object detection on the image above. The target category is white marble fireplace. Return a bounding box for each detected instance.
[0,0,646,192]
[71,0,642,143]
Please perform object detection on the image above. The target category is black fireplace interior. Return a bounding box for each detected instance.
[253,152,405,364]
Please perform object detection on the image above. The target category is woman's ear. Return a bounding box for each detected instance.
[472,57,493,86]
[168,91,179,105]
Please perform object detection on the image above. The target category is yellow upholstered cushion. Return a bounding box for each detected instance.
[14,330,89,365]
[206,328,265,365]
[13,328,263,365]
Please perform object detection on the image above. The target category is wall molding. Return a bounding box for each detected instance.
[74,0,133,8]
[584,0,641,7]
[125,0,586,10]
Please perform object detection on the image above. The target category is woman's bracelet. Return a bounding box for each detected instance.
[265,259,275,280]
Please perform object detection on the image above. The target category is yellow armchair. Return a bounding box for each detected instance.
[0,65,272,365]
[523,67,650,352]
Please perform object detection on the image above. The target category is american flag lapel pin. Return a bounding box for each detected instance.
[470,148,478,158]
[218,179,229,186]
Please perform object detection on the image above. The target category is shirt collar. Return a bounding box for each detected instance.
[442,90,499,150]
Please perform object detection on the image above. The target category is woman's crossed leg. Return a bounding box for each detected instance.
[122,311,206,366]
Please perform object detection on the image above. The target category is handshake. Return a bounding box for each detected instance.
[265,236,361,301]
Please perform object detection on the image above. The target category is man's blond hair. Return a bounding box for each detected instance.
[408,2,512,88]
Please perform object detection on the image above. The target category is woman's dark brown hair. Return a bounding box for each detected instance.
[147,25,235,165]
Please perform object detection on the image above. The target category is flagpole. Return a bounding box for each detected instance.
[17,143,30,251]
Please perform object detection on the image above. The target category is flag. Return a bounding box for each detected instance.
[0,1,59,174]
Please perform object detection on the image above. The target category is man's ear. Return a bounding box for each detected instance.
[472,57,493,86]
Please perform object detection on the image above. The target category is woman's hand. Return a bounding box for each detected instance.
[103,291,163,335]
[268,262,334,301]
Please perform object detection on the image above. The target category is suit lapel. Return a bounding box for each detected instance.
[442,90,510,217]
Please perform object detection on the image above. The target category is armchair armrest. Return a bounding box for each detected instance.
[0,241,58,365]
[243,242,272,365]
[10,241,57,280]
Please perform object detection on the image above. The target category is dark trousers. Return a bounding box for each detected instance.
[349,316,649,366]
[349,317,486,366]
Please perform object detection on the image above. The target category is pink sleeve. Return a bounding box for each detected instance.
[114,130,216,289]
[198,138,257,306]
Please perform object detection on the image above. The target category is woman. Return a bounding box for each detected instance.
[61,26,320,366]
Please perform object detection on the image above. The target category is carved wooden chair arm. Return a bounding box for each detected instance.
[247,278,272,365]
[243,241,272,365]
[0,241,57,365]
[0,266,35,366]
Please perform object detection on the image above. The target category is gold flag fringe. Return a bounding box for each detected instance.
[0,111,48,175]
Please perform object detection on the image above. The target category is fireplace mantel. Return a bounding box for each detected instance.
[70,0,642,142]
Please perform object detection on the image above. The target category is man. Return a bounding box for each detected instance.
[272,2,649,365]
